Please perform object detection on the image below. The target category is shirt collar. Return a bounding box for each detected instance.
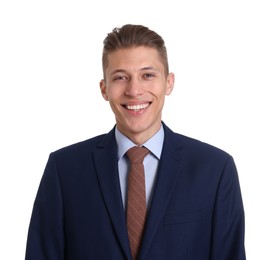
[115,125,164,161]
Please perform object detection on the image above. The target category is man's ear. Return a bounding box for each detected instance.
[165,72,175,96]
[100,79,109,101]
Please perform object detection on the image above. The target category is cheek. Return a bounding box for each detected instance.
[107,92,122,109]
[153,86,168,100]
[108,87,124,100]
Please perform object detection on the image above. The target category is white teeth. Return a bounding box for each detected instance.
[126,103,149,111]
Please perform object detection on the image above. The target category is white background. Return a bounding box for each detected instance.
[0,0,271,259]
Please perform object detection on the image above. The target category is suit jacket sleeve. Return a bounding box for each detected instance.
[25,153,65,260]
[210,156,246,260]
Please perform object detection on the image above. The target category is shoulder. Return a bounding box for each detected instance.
[163,123,231,163]
[175,132,229,158]
[51,133,108,161]
[168,131,236,178]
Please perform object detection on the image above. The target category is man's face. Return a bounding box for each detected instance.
[100,46,174,144]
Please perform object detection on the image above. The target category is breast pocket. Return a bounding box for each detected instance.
[164,210,203,225]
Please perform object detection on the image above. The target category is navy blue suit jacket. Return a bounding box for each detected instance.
[25,123,246,259]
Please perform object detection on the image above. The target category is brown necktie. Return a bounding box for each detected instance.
[126,146,149,260]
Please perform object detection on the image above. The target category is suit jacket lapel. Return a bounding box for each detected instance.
[139,124,185,260]
[93,128,131,259]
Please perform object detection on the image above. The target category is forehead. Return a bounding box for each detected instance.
[106,46,163,71]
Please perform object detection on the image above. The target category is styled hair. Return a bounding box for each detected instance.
[102,24,169,78]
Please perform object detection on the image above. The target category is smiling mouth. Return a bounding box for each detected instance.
[123,103,151,112]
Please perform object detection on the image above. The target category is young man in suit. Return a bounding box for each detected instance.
[25,24,246,259]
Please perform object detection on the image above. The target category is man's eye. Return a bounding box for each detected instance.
[144,73,155,78]
[113,76,126,81]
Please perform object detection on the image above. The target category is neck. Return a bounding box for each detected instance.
[116,124,162,146]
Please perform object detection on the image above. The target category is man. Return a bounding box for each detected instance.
[25,24,246,259]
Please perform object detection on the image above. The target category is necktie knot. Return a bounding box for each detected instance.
[127,146,149,163]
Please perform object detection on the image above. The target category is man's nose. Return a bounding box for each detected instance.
[124,78,144,97]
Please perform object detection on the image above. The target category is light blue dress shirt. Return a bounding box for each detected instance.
[115,125,164,211]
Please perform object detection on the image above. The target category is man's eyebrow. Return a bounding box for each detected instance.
[109,67,158,77]
[109,69,127,77]
[140,66,158,71]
